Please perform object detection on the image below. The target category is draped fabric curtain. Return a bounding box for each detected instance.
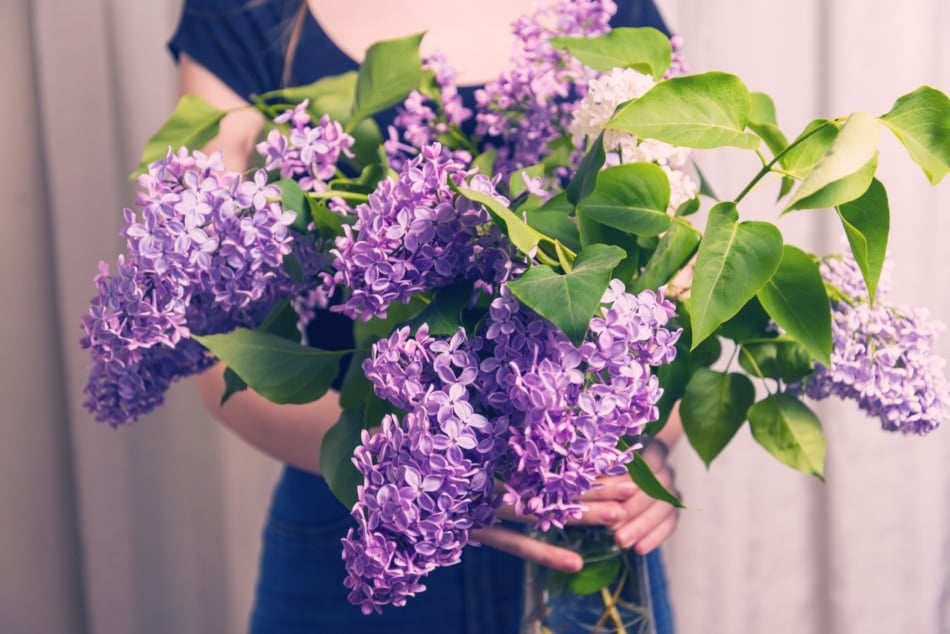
[3,1,947,632]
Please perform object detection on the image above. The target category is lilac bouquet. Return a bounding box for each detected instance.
[81,0,949,619]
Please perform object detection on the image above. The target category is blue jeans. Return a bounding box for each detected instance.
[249,466,674,633]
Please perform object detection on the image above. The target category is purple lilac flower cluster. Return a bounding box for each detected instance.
[82,104,358,426]
[81,149,299,426]
[343,325,505,613]
[324,143,517,321]
[473,0,615,177]
[797,253,948,434]
[343,281,680,613]
[665,35,689,79]
[482,282,678,527]
[256,100,354,192]
[384,54,474,169]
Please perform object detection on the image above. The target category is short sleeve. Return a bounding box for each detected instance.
[168,0,299,100]
[613,0,671,36]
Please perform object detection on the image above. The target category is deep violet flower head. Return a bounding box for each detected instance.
[343,281,680,613]
[795,253,948,435]
[80,147,308,426]
[324,143,519,321]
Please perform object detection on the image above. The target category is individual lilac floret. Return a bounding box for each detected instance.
[81,148,302,426]
[325,143,515,321]
[256,100,355,192]
[796,253,948,435]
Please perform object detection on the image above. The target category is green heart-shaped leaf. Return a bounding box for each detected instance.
[836,178,889,302]
[689,203,783,347]
[219,301,302,405]
[275,178,311,233]
[715,298,771,342]
[524,208,582,254]
[739,339,813,384]
[566,132,606,205]
[648,353,691,435]
[194,329,348,404]
[680,369,755,467]
[264,71,356,116]
[568,556,621,596]
[407,281,475,336]
[625,451,685,508]
[507,244,626,345]
[779,119,839,180]
[756,245,832,366]
[576,163,672,236]
[353,295,428,347]
[320,408,365,509]
[606,72,760,150]
[351,33,424,125]
[879,85,950,185]
[551,27,672,79]
[748,393,826,480]
[784,111,880,212]
[632,220,701,293]
[263,72,383,169]
[133,94,225,177]
[748,91,789,158]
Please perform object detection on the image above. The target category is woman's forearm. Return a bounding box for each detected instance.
[195,363,342,474]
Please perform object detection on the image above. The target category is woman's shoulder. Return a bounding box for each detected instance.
[169,0,303,99]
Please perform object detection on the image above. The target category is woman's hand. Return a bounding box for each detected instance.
[472,435,681,571]
[471,524,585,573]
[598,437,680,555]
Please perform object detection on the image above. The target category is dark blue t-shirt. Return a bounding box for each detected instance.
[169,0,669,101]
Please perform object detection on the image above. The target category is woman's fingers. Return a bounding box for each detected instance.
[496,500,626,527]
[577,474,639,501]
[612,493,680,550]
[471,525,583,573]
[630,510,680,556]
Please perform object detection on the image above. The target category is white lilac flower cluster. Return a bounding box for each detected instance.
[569,67,698,211]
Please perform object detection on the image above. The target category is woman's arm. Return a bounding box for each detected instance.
[181,53,344,475]
[178,53,264,169]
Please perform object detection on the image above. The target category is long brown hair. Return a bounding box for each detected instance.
[281,0,310,87]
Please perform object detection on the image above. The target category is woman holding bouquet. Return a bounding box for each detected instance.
[168,0,683,631]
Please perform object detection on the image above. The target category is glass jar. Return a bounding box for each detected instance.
[522,526,655,634]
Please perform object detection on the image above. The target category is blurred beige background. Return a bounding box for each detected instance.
[2,0,948,632]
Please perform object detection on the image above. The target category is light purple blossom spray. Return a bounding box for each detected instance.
[796,252,948,434]
[343,281,680,614]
